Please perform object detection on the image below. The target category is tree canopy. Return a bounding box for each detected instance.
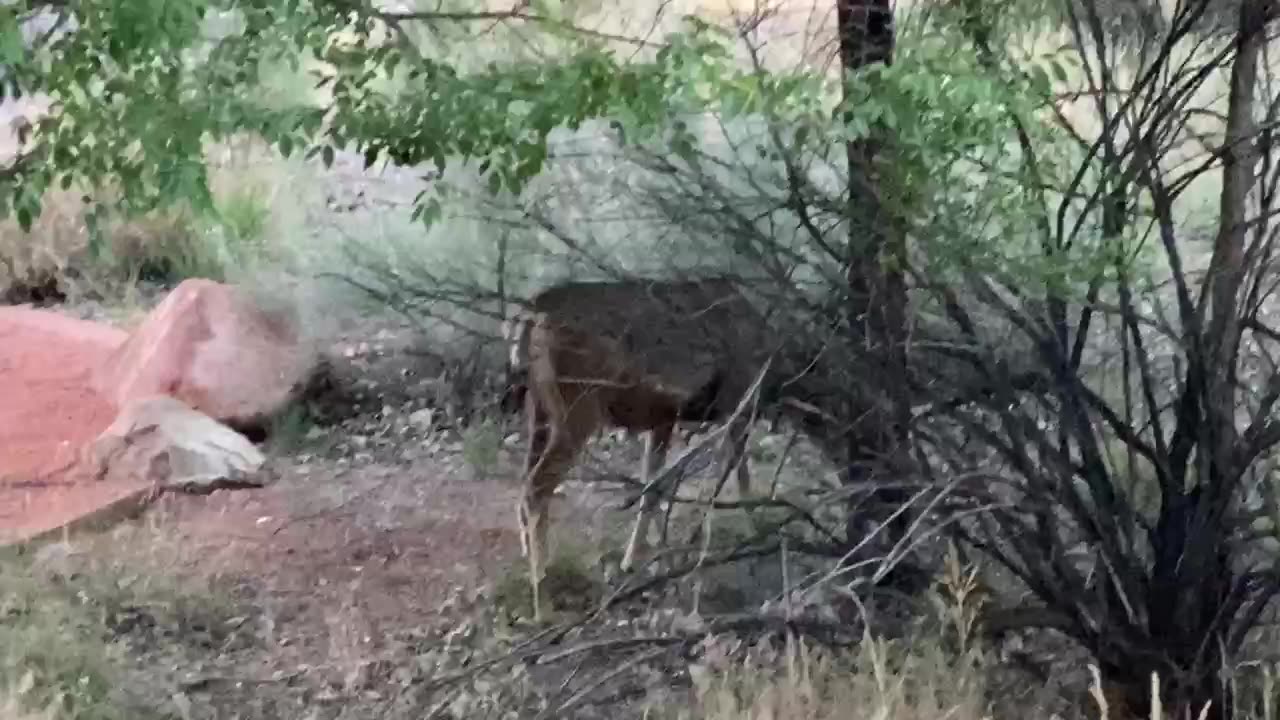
[0,1,801,227]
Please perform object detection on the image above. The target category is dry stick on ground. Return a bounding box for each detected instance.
[603,540,784,608]
[415,620,584,695]
[429,520,861,708]
[541,657,589,717]
[533,646,671,720]
[269,472,389,537]
[417,610,857,718]
[785,467,976,600]
[597,474,866,606]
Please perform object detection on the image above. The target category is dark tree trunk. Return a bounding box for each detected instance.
[833,1,914,576]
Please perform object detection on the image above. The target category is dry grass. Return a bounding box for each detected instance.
[680,633,990,720]
[0,552,134,720]
[0,128,319,304]
[678,646,1224,720]
[0,517,243,720]
[0,683,56,720]
[0,700,56,720]
[0,186,224,301]
[675,548,993,719]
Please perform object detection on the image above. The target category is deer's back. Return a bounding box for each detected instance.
[525,278,768,403]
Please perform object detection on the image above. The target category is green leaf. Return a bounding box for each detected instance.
[420,197,442,226]
[0,17,24,65]
[1028,65,1051,96]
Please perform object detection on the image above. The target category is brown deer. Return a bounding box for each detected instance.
[503,277,769,620]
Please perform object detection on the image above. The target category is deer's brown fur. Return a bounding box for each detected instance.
[505,277,766,620]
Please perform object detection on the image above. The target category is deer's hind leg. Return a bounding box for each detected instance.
[621,421,674,572]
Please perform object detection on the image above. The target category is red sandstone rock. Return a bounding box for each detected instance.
[0,280,310,545]
[0,306,137,544]
[0,306,125,482]
[94,278,317,429]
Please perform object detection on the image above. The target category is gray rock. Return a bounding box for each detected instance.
[85,395,267,494]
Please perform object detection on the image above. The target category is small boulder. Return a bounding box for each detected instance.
[85,395,267,494]
[93,278,319,429]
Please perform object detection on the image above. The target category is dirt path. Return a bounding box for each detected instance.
[99,439,647,718]
[160,457,524,634]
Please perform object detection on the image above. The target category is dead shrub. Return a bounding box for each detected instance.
[0,188,223,301]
